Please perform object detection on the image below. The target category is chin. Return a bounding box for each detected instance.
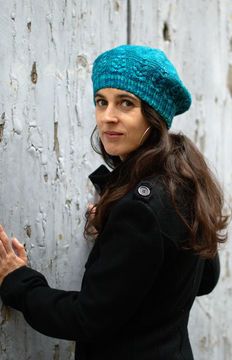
[104,146,132,159]
[106,151,122,157]
[104,147,121,157]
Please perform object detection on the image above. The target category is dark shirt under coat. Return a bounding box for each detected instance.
[0,165,220,360]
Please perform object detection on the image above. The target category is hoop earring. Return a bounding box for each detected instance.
[139,126,151,146]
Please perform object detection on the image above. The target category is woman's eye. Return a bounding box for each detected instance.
[96,99,107,107]
[121,100,133,108]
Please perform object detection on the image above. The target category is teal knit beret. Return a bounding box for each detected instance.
[91,45,191,128]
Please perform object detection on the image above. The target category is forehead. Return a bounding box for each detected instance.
[95,88,139,100]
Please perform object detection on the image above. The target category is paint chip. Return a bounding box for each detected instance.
[76,54,88,68]
[24,225,32,238]
[163,22,171,41]
[0,112,5,143]
[53,344,60,360]
[65,199,72,208]
[31,62,38,84]
[27,21,31,31]
[114,1,120,12]
[53,122,60,159]
[227,64,232,97]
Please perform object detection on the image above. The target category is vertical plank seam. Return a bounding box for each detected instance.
[127,0,131,44]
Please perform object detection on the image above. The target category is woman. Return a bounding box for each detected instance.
[0,45,229,360]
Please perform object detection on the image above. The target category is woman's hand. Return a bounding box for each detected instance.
[0,225,28,285]
[88,203,96,219]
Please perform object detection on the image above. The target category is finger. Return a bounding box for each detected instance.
[0,226,12,253]
[88,204,96,214]
[0,240,7,259]
[12,238,28,263]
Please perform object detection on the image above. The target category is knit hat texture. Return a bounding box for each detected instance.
[92,45,191,128]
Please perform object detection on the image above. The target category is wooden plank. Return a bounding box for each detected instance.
[129,1,232,359]
[0,0,127,359]
[0,0,232,359]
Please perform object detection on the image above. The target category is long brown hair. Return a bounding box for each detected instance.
[85,102,229,258]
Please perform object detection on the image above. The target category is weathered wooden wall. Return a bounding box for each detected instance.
[0,1,231,359]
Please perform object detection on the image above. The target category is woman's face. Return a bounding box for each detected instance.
[95,88,150,160]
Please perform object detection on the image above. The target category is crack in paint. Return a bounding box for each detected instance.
[0,112,5,142]
[53,344,60,360]
[127,0,131,44]
[53,122,60,159]
[0,304,12,325]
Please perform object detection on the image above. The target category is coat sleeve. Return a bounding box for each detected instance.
[197,253,220,296]
[0,198,163,341]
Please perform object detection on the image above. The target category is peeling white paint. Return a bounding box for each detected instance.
[0,0,231,359]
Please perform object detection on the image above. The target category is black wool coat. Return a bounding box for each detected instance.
[0,164,220,360]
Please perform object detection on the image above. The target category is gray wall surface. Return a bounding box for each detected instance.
[0,1,231,359]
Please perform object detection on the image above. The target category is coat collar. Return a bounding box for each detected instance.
[88,164,112,195]
[88,154,140,195]
[88,159,129,195]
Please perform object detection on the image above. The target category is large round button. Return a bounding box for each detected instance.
[137,185,151,197]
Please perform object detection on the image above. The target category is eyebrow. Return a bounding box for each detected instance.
[95,92,139,101]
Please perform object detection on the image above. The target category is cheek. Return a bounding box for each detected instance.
[130,119,148,139]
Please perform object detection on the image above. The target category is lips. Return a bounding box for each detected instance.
[103,131,124,140]
[104,131,123,135]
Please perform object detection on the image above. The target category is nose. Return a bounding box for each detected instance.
[103,104,119,123]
